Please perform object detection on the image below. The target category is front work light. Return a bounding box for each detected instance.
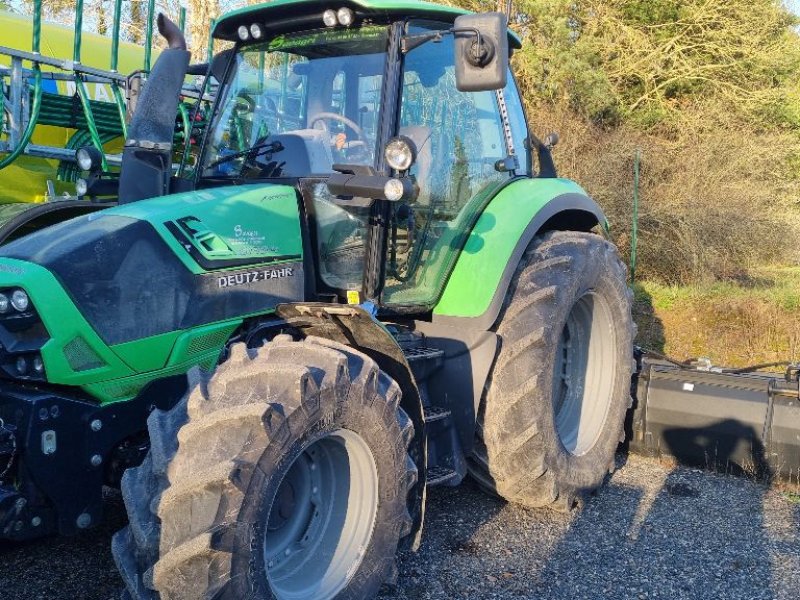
[323,9,338,27]
[384,136,417,172]
[250,23,263,39]
[384,178,405,202]
[75,178,89,197]
[76,146,103,172]
[238,25,250,41]
[337,7,355,26]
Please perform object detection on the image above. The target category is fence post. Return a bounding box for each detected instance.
[630,148,641,283]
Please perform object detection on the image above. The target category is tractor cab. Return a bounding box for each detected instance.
[182,2,531,309]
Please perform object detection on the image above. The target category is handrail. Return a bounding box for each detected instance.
[0,47,128,82]
[73,0,83,64]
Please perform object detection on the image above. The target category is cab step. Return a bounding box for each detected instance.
[402,345,444,361]
[401,346,444,382]
[424,405,451,424]
[426,466,460,487]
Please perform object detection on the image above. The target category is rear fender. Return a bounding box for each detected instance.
[434,177,606,330]
[420,179,607,455]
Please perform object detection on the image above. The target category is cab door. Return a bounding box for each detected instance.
[381,21,518,308]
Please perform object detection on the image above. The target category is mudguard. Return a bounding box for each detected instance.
[275,303,427,551]
[433,177,606,330]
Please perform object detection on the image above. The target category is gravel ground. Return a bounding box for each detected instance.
[1,453,798,600]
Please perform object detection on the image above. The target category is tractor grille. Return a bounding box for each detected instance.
[186,329,230,357]
[93,379,145,400]
[63,337,105,372]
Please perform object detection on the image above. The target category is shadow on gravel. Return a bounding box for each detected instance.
[537,431,779,600]
[379,477,507,599]
[1,459,796,600]
[0,488,125,600]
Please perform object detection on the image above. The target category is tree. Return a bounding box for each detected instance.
[186,0,219,61]
[501,0,800,130]
[97,0,107,35]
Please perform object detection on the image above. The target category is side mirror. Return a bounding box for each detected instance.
[453,12,509,92]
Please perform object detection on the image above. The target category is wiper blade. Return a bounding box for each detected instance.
[207,140,284,169]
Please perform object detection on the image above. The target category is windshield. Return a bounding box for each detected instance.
[201,27,389,180]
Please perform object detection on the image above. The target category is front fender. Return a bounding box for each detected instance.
[433,177,606,330]
[275,303,427,551]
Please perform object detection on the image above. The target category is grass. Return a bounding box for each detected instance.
[633,266,800,368]
[784,491,800,504]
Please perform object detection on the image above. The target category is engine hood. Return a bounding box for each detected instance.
[0,183,305,400]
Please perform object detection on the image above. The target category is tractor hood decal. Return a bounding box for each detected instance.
[104,184,303,274]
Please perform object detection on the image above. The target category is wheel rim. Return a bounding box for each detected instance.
[553,292,617,456]
[264,429,379,600]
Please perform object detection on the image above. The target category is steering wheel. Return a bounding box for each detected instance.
[309,112,365,143]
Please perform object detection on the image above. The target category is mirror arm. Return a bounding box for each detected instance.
[401,29,447,54]
[400,26,484,55]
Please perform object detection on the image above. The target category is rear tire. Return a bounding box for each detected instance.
[112,336,416,600]
[468,230,634,510]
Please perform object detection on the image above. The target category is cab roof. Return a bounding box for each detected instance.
[214,0,522,49]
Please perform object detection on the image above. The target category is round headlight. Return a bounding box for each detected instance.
[11,289,29,312]
[33,356,43,374]
[75,145,102,172]
[337,7,355,26]
[76,147,93,171]
[75,178,88,197]
[0,294,9,314]
[237,25,250,41]
[322,9,338,27]
[16,356,27,375]
[384,178,405,202]
[250,23,263,40]
[384,136,417,172]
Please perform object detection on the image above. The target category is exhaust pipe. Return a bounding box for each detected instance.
[158,13,187,50]
[118,14,190,204]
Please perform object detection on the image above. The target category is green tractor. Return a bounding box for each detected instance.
[0,2,634,598]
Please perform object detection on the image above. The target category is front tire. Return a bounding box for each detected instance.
[469,230,634,510]
[112,336,416,600]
